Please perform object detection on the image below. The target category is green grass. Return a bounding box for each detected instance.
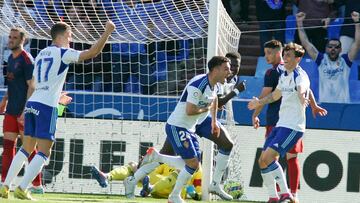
[2,193,261,203]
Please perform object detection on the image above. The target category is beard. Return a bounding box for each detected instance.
[9,45,21,51]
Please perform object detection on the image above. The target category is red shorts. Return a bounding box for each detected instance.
[265,125,303,153]
[3,114,24,133]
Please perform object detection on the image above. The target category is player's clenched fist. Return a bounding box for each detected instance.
[352,11,359,23]
[105,20,116,33]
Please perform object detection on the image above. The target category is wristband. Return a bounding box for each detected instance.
[233,88,240,95]
[57,104,66,116]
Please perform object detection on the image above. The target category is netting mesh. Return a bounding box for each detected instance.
[0,0,243,197]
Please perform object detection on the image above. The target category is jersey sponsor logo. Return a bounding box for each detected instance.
[280,87,295,92]
[36,86,49,91]
[198,101,210,108]
[183,140,189,148]
[24,106,40,116]
[322,67,344,79]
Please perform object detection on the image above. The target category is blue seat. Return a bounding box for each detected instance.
[238,76,263,99]
[285,15,296,43]
[300,56,318,79]
[327,18,344,40]
[254,57,269,78]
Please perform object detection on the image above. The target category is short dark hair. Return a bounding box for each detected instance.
[51,22,71,40]
[326,38,342,48]
[283,42,305,58]
[225,52,241,61]
[264,40,282,50]
[10,27,27,40]
[208,56,230,72]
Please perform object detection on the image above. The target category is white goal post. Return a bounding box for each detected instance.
[0,0,241,200]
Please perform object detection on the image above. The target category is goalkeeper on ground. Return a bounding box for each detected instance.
[141,163,202,200]
[90,162,138,187]
[91,162,202,200]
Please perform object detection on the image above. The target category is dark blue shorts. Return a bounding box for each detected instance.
[165,123,200,160]
[195,116,222,139]
[24,101,57,141]
[263,127,303,157]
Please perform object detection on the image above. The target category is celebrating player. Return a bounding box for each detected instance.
[248,43,310,203]
[0,20,115,200]
[251,40,327,203]
[124,54,245,202]
[137,56,235,203]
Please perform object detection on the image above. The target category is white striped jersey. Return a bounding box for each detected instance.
[167,74,219,132]
[29,45,81,107]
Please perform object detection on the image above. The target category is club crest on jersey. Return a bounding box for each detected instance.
[183,140,189,148]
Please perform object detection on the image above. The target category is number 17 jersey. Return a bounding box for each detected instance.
[28,45,80,107]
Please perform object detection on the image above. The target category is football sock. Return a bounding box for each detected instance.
[213,150,230,184]
[19,152,47,190]
[134,162,160,183]
[1,139,16,182]
[3,148,29,186]
[169,165,195,197]
[287,157,300,194]
[29,149,42,187]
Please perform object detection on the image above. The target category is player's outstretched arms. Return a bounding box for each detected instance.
[248,89,281,110]
[308,89,328,118]
[217,80,246,108]
[78,21,115,62]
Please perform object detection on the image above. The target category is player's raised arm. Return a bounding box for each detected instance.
[78,21,115,62]
[248,88,282,110]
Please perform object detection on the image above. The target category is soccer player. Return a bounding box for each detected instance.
[248,43,310,203]
[124,54,245,202]
[0,20,115,200]
[138,56,235,203]
[218,52,243,124]
[0,27,43,193]
[251,40,327,203]
[296,11,360,103]
[91,162,202,200]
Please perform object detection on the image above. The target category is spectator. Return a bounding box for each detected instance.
[255,0,288,55]
[222,0,250,23]
[340,0,360,55]
[297,11,360,103]
[294,0,338,52]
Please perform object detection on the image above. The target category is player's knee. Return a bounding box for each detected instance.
[258,157,265,167]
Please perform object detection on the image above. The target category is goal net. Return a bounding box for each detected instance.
[0,0,242,198]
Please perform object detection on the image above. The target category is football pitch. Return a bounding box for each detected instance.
[2,193,261,203]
